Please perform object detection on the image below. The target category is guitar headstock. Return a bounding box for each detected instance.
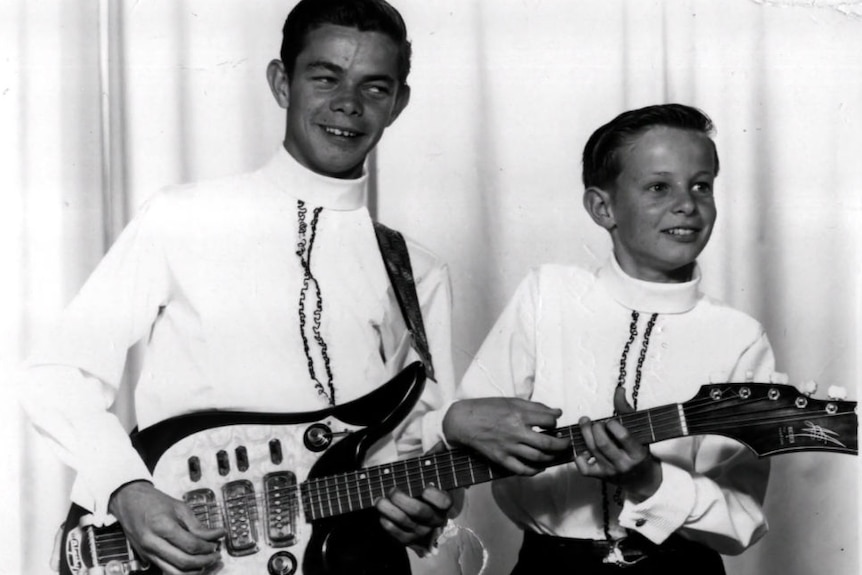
[683,380,857,457]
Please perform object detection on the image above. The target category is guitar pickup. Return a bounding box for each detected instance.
[264,471,298,547]
[222,480,260,556]
[183,488,219,529]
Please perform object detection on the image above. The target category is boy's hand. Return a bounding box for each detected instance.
[376,486,453,552]
[108,480,225,575]
[443,398,570,475]
[574,387,663,500]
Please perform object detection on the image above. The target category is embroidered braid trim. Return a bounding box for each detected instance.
[297,200,336,406]
[601,310,659,540]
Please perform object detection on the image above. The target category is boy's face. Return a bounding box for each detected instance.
[604,126,717,282]
[275,24,410,179]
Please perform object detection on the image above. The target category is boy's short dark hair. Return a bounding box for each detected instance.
[582,103,720,189]
[280,0,412,86]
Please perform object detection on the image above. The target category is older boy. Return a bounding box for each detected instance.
[444,104,774,573]
[18,1,455,573]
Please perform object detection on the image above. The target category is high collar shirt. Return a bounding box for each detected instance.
[456,258,775,554]
[19,148,455,522]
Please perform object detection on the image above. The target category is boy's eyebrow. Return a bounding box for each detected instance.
[305,60,397,84]
[646,170,715,178]
[305,60,345,74]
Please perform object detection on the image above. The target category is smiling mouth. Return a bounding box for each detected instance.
[664,227,699,237]
[323,126,361,138]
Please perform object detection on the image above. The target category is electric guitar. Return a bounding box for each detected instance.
[59,363,857,575]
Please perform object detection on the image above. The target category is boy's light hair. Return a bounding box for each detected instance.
[582,103,720,190]
[280,0,412,86]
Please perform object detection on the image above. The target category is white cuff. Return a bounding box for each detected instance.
[618,461,695,544]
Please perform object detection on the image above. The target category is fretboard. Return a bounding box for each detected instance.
[300,403,684,520]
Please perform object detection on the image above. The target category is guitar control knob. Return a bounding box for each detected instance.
[268,551,298,575]
[304,423,333,452]
[827,386,848,400]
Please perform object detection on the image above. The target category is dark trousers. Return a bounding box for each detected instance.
[510,531,726,575]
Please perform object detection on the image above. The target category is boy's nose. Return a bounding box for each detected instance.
[672,188,697,214]
[330,87,363,116]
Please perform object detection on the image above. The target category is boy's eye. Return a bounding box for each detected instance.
[312,75,337,86]
[647,183,669,193]
[692,182,713,194]
[364,84,392,97]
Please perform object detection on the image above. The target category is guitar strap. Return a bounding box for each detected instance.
[373,221,436,382]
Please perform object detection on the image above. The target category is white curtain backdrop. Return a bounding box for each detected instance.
[2,1,859,574]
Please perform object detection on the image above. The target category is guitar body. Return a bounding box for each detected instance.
[59,363,426,575]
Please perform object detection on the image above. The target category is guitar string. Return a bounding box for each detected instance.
[151,395,843,522]
[91,397,843,555]
[300,399,826,501]
[298,402,839,511]
[170,401,843,524]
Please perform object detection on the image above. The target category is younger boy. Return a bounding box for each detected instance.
[443,104,774,573]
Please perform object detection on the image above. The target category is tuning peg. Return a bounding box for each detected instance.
[827,386,848,400]
[799,380,818,396]
[769,372,789,384]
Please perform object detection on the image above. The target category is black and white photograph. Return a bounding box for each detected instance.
[1,1,859,574]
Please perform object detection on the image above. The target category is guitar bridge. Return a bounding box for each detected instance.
[64,514,148,575]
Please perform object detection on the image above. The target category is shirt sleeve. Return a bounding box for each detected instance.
[395,265,540,457]
[17,196,171,522]
[388,260,459,458]
[618,330,775,554]
[16,366,154,524]
[457,270,540,404]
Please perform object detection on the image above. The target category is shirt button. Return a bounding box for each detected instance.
[635,519,646,527]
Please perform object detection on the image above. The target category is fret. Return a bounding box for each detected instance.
[358,471,372,510]
[323,477,334,517]
[420,456,433,490]
[394,459,411,497]
[343,471,355,513]
[566,426,578,460]
[386,463,397,494]
[315,480,325,519]
[375,466,386,502]
[330,474,343,515]
[432,454,442,488]
[646,409,656,442]
[647,404,684,442]
[443,450,458,490]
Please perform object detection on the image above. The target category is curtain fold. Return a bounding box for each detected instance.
[4,1,858,573]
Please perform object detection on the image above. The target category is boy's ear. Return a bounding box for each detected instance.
[266,59,290,109]
[583,186,616,231]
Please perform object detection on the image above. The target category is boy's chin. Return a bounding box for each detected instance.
[663,262,697,283]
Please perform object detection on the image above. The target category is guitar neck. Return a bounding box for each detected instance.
[301,405,683,520]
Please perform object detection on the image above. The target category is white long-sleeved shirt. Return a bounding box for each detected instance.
[457,258,773,555]
[17,147,455,524]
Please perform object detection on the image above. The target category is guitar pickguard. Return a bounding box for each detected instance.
[151,417,360,574]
